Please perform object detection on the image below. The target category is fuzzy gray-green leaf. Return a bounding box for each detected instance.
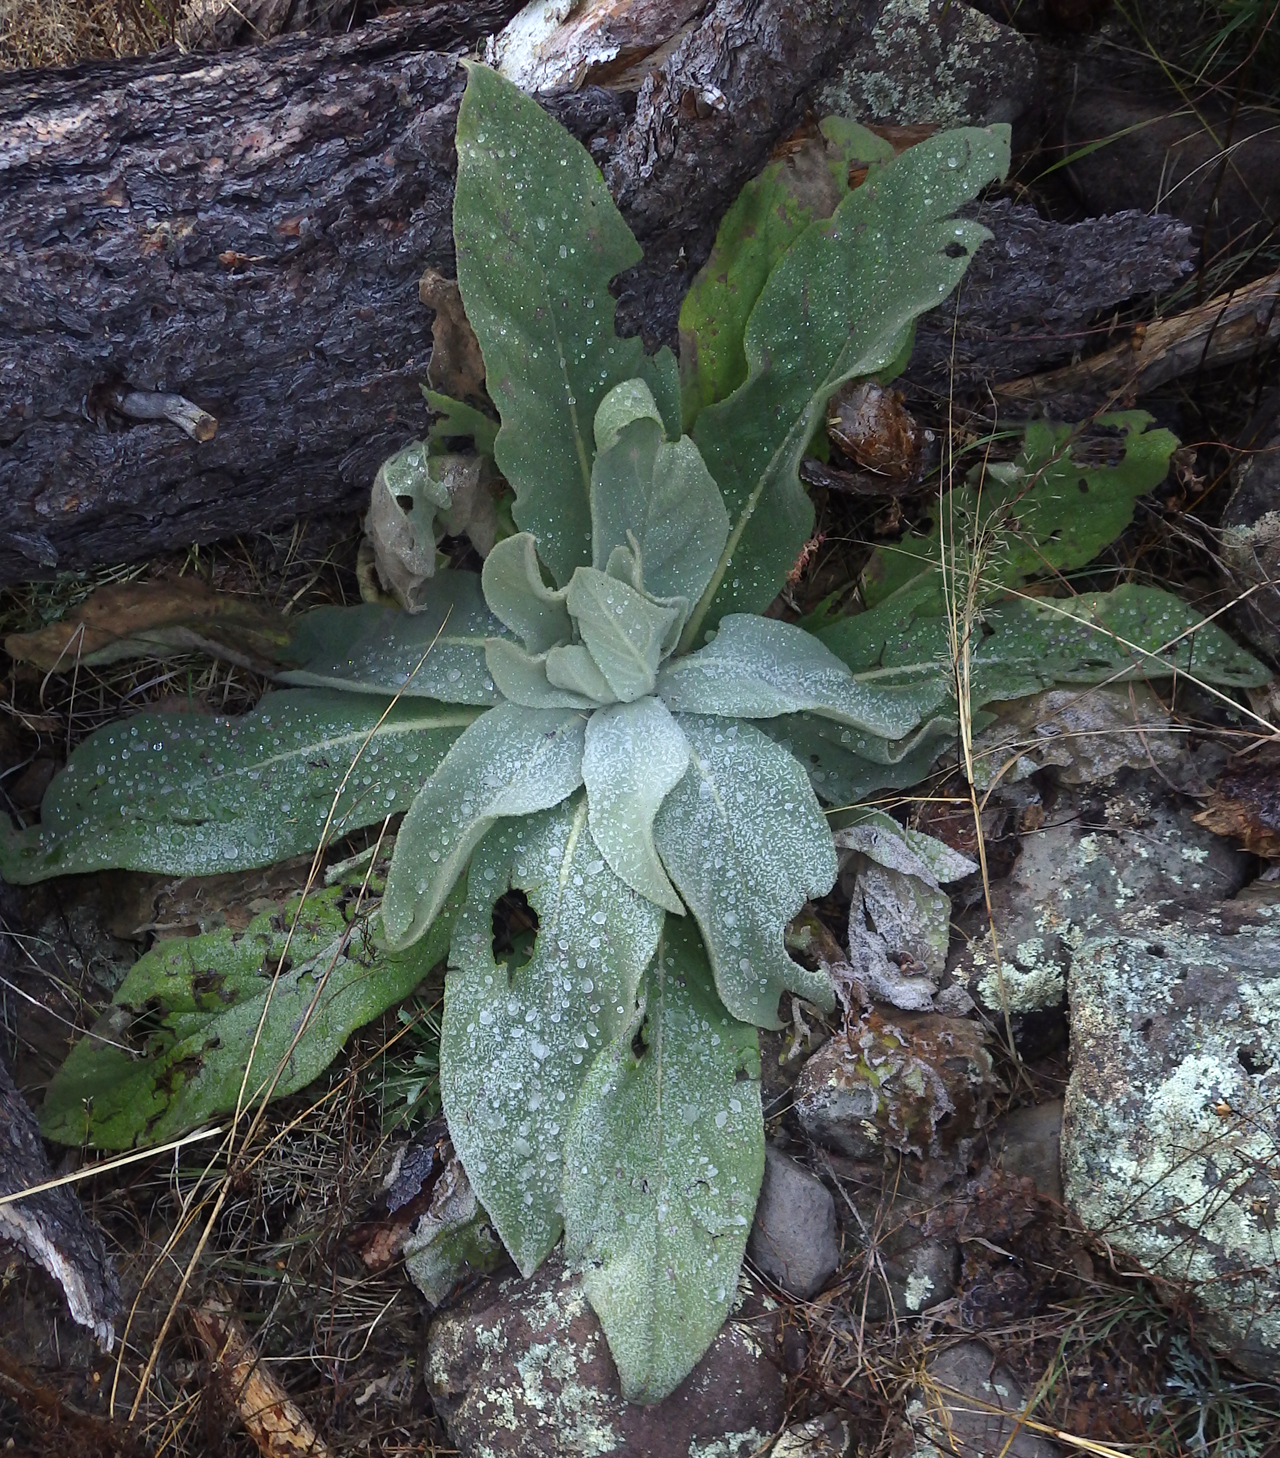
[280,575,503,705]
[382,703,586,950]
[683,126,1009,643]
[652,717,836,1027]
[659,614,928,739]
[485,640,598,709]
[1,691,473,885]
[442,796,663,1274]
[566,569,679,703]
[590,406,729,604]
[453,64,658,586]
[41,882,459,1150]
[562,918,763,1403]
[582,697,689,913]
[481,533,572,654]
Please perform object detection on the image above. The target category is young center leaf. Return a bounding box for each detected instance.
[41,881,460,1150]
[1,692,475,884]
[452,64,678,587]
[581,697,689,913]
[442,795,663,1274]
[562,918,764,1404]
[658,613,933,740]
[382,702,587,950]
[683,126,1010,645]
[652,716,837,1027]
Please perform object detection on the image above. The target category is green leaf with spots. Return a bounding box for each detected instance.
[678,119,896,431]
[861,414,1180,610]
[481,533,572,655]
[442,795,663,1274]
[565,569,679,703]
[682,125,1009,643]
[0,691,474,885]
[652,716,837,1027]
[562,918,763,1404]
[452,63,677,587]
[382,703,586,951]
[40,880,460,1150]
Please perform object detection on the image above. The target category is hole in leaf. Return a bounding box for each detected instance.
[1238,1045,1273,1076]
[631,1024,649,1060]
[396,494,415,512]
[1077,478,1089,493]
[492,888,538,973]
[1146,944,1166,958]
[943,240,968,258]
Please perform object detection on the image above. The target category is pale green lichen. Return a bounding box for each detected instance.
[1062,920,1280,1377]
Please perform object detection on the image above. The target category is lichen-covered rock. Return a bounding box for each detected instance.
[958,776,1249,1017]
[426,1255,785,1457]
[903,1341,1056,1458]
[1063,906,1280,1380]
[816,0,1037,126]
[794,1012,999,1164]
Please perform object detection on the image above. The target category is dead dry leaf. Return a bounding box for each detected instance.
[4,580,291,673]
[1194,751,1280,858]
[420,268,487,402]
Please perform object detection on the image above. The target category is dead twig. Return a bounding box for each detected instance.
[190,1290,332,1458]
[994,265,1280,403]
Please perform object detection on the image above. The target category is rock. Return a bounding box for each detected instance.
[989,1100,1063,1205]
[1063,906,1280,1380]
[817,0,1038,127]
[426,1255,785,1457]
[772,1412,851,1456]
[1221,388,1280,668]
[747,1146,841,1299]
[795,1011,999,1164]
[904,1341,1056,1458]
[1064,92,1280,253]
[957,774,1250,1018]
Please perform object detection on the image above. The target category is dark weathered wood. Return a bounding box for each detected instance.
[0,0,879,586]
[0,0,1201,585]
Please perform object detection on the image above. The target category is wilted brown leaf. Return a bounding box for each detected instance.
[1194,752,1280,858]
[420,268,488,403]
[4,580,292,673]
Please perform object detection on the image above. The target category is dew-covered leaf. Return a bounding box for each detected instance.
[582,697,689,913]
[658,614,931,739]
[481,533,572,654]
[280,574,503,705]
[485,639,597,709]
[683,126,1009,642]
[590,392,729,606]
[566,569,679,704]
[652,717,836,1027]
[678,119,895,432]
[40,881,459,1150]
[453,64,675,586]
[562,918,763,1404]
[0,692,473,885]
[442,796,663,1274]
[862,414,1179,610]
[545,643,617,703]
[382,703,586,950]
[757,712,956,808]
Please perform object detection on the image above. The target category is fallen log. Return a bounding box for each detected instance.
[0,0,1207,586]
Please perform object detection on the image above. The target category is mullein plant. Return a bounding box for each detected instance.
[5,65,1266,1398]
